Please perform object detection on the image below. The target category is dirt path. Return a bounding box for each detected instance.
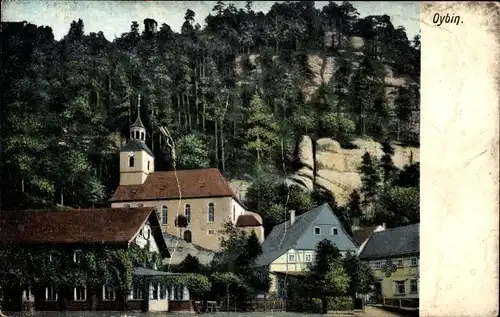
[355,306,408,317]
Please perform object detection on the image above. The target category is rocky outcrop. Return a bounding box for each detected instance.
[290,136,315,191]
[290,136,420,205]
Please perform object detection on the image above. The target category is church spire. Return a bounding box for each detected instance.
[131,94,145,129]
[130,94,146,142]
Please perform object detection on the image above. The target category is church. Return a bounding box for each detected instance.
[110,96,264,251]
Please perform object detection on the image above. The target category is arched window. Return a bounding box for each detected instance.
[161,206,168,225]
[183,230,192,243]
[135,131,140,139]
[129,157,135,167]
[141,132,144,140]
[208,203,215,223]
[184,205,191,223]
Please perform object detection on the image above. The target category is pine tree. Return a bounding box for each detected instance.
[358,152,381,209]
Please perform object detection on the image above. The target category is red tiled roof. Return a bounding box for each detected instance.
[235,213,263,227]
[352,225,380,246]
[0,207,155,244]
[110,168,235,202]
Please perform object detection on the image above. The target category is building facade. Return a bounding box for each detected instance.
[358,223,419,306]
[0,207,192,313]
[252,204,359,297]
[110,97,264,251]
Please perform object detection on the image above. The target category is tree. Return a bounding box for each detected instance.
[306,239,349,313]
[347,189,363,219]
[358,152,382,208]
[178,254,205,274]
[380,140,397,185]
[374,186,419,227]
[342,251,375,298]
[243,93,279,165]
[394,162,419,188]
[175,133,210,169]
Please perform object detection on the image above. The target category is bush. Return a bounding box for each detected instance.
[286,296,322,313]
[326,296,354,311]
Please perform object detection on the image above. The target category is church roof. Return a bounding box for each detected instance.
[110,168,235,202]
[121,139,154,156]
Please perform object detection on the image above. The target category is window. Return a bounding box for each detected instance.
[395,281,405,295]
[25,287,33,302]
[147,161,150,170]
[151,283,159,300]
[141,132,145,140]
[132,283,142,300]
[73,250,82,264]
[159,284,167,300]
[129,156,135,167]
[233,206,235,222]
[305,254,312,262]
[397,259,404,268]
[74,285,87,301]
[161,206,168,225]
[183,230,192,243]
[410,280,418,294]
[375,261,381,269]
[135,131,140,139]
[45,285,58,301]
[103,284,115,301]
[139,228,144,237]
[208,203,215,223]
[185,204,191,223]
[287,254,295,263]
[332,227,338,236]
[207,230,215,235]
[410,257,418,267]
[313,226,321,235]
[173,285,184,300]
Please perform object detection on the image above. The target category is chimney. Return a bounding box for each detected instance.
[289,210,296,227]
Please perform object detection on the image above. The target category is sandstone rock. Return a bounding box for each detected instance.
[296,135,315,170]
[316,138,342,153]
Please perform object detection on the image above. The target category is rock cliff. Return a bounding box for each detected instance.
[291,136,420,205]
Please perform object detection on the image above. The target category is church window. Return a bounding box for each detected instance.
[135,131,140,139]
[161,206,168,225]
[208,203,215,223]
[141,132,144,140]
[129,157,134,167]
[185,205,191,223]
[183,230,192,243]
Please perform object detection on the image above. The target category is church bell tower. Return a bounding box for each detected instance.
[119,94,155,185]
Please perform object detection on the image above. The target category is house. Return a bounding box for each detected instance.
[358,223,419,306]
[252,203,359,297]
[162,233,216,267]
[351,224,386,255]
[109,96,264,251]
[0,207,192,313]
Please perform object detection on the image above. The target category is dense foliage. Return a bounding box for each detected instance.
[1,1,420,211]
[0,243,160,292]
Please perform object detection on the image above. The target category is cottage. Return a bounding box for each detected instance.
[252,203,358,298]
[359,223,419,307]
[109,95,264,251]
[0,207,191,313]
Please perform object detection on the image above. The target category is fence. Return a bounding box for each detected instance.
[382,297,419,308]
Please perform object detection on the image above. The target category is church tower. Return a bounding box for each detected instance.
[119,95,155,185]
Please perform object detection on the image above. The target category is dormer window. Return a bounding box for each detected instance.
[314,227,321,235]
[129,157,135,167]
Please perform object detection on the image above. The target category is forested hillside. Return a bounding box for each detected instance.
[1,1,420,220]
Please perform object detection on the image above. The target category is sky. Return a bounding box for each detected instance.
[2,1,420,41]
